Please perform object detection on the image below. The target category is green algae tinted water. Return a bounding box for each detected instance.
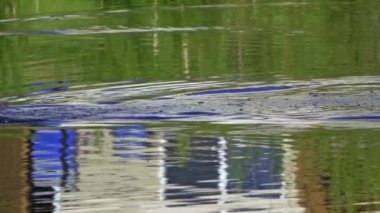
[0,1,379,212]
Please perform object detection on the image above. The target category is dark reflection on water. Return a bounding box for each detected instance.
[0,125,298,212]
[29,130,77,212]
[1,125,379,212]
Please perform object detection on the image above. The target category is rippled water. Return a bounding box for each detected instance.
[0,1,380,212]
[1,76,379,127]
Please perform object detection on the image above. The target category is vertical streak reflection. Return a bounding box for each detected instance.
[182,33,190,78]
[217,137,228,205]
[282,138,302,210]
[218,137,228,213]
[153,0,160,57]
[158,138,167,202]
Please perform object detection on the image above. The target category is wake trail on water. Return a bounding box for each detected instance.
[0,76,379,127]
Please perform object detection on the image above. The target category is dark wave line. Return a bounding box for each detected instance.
[189,84,313,95]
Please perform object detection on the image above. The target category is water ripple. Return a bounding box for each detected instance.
[0,76,378,127]
[0,26,227,37]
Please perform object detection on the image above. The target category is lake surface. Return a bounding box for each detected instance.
[0,1,379,212]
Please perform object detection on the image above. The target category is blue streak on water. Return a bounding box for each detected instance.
[102,115,187,120]
[328,115,380,121]
[28,80,73,87]
[21,86,69,97]
[0,116,43,125]
[112,125,150,159]
[176,111,220,116]
[188,83,316,96]
[112,126,149,137]
[97,101,122,105]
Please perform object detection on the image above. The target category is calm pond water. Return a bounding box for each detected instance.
[0,0,379,212]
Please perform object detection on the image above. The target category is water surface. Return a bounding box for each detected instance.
[0,1,379,212]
